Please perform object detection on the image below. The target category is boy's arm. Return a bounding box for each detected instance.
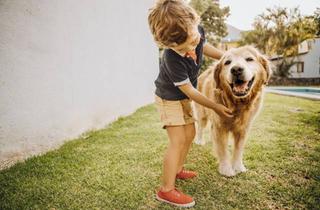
[203,43,224,60]
[178,83,233,118]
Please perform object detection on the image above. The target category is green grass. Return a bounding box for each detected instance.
[0,93,319,210]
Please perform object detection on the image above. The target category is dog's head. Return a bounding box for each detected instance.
[214,46,272,98]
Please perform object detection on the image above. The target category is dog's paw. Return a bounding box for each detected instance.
[218,163,236,177]
[233,163,247,174]
[194,138,205,145]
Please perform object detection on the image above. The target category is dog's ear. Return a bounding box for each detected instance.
[258,54,272,85]
[213,61,223,89]
[246,46,272,85]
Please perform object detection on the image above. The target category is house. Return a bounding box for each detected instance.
[270,38,320,79]
[219,23,320,80]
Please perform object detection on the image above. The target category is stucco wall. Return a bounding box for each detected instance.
[289,39,320,78]
[0,0,158,166]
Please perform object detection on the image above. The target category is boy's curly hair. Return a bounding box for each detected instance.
[148,0,200,48]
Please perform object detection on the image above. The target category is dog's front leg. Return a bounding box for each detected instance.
[213,127,236,177]
[232,131,248,174]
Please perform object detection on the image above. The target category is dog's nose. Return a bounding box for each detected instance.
[231,66,244,76]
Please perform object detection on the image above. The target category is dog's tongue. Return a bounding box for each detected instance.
[234,81,248,92]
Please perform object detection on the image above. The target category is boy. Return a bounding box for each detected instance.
[148,0,233,207]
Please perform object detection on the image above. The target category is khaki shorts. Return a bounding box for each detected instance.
[154,95,196,129]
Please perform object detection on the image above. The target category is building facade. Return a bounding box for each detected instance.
[271,38,320,79]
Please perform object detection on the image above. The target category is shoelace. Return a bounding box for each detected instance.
[181,170,190,174]
[179,167,192,173]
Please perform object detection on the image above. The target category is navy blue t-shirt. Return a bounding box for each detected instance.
[155,25,206,100]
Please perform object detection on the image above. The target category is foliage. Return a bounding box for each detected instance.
[190,0,230,72]
[238,7,317,78]
[311,8,320,36]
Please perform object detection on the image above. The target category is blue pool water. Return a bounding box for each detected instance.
[274,88,320,96]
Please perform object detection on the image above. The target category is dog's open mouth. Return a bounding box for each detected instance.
[229,77,255,96]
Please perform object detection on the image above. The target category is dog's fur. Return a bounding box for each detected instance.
[194,46,272,177]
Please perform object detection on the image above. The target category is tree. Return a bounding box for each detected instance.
[311,8,320,36]
[238,7,317,78]
[190,0,230,72]
[201,4,230,45]
[238,22,272,54]
[189,0,212,16]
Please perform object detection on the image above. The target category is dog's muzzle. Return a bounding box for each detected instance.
[229,76,255,97]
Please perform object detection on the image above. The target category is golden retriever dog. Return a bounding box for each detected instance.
[194,46,272,177]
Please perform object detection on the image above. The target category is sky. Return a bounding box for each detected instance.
[219,0,319,31]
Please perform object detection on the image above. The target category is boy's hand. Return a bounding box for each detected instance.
[178,83,233,119]
[212,103,233,119]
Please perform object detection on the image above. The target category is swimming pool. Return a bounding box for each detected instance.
[266,87,320,100]
[274,88,320,95]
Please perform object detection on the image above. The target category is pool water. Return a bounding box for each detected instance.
[275,88,320,96]
[266,87,320,100]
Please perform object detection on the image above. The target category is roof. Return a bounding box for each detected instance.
[270,37,320,60]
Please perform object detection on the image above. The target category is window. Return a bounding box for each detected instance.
[296,62,304,73]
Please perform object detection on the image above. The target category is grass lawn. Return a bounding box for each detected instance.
[0,93,319,210]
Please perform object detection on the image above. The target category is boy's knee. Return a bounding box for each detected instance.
[186,125,196,142]
[186,135,195,145]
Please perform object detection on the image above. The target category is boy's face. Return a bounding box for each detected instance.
[171,25,201,56]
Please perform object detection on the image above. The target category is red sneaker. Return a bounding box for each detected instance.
[176,168,197,179]
[156,188,195,208]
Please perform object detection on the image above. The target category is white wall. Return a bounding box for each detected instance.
[0,0,158,166]
[289,38,320,78]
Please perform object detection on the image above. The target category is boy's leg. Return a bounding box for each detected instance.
[177,123,195,173]
[161,125,187,192]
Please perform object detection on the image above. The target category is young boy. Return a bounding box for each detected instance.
[148,0,233,207]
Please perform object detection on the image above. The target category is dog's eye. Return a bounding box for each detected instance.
[224,60,231,65]
[246,57,254,62]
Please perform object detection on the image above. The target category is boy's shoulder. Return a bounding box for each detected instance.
[162,49,184,67]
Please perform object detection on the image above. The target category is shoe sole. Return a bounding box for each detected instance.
[156,194,195,208]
